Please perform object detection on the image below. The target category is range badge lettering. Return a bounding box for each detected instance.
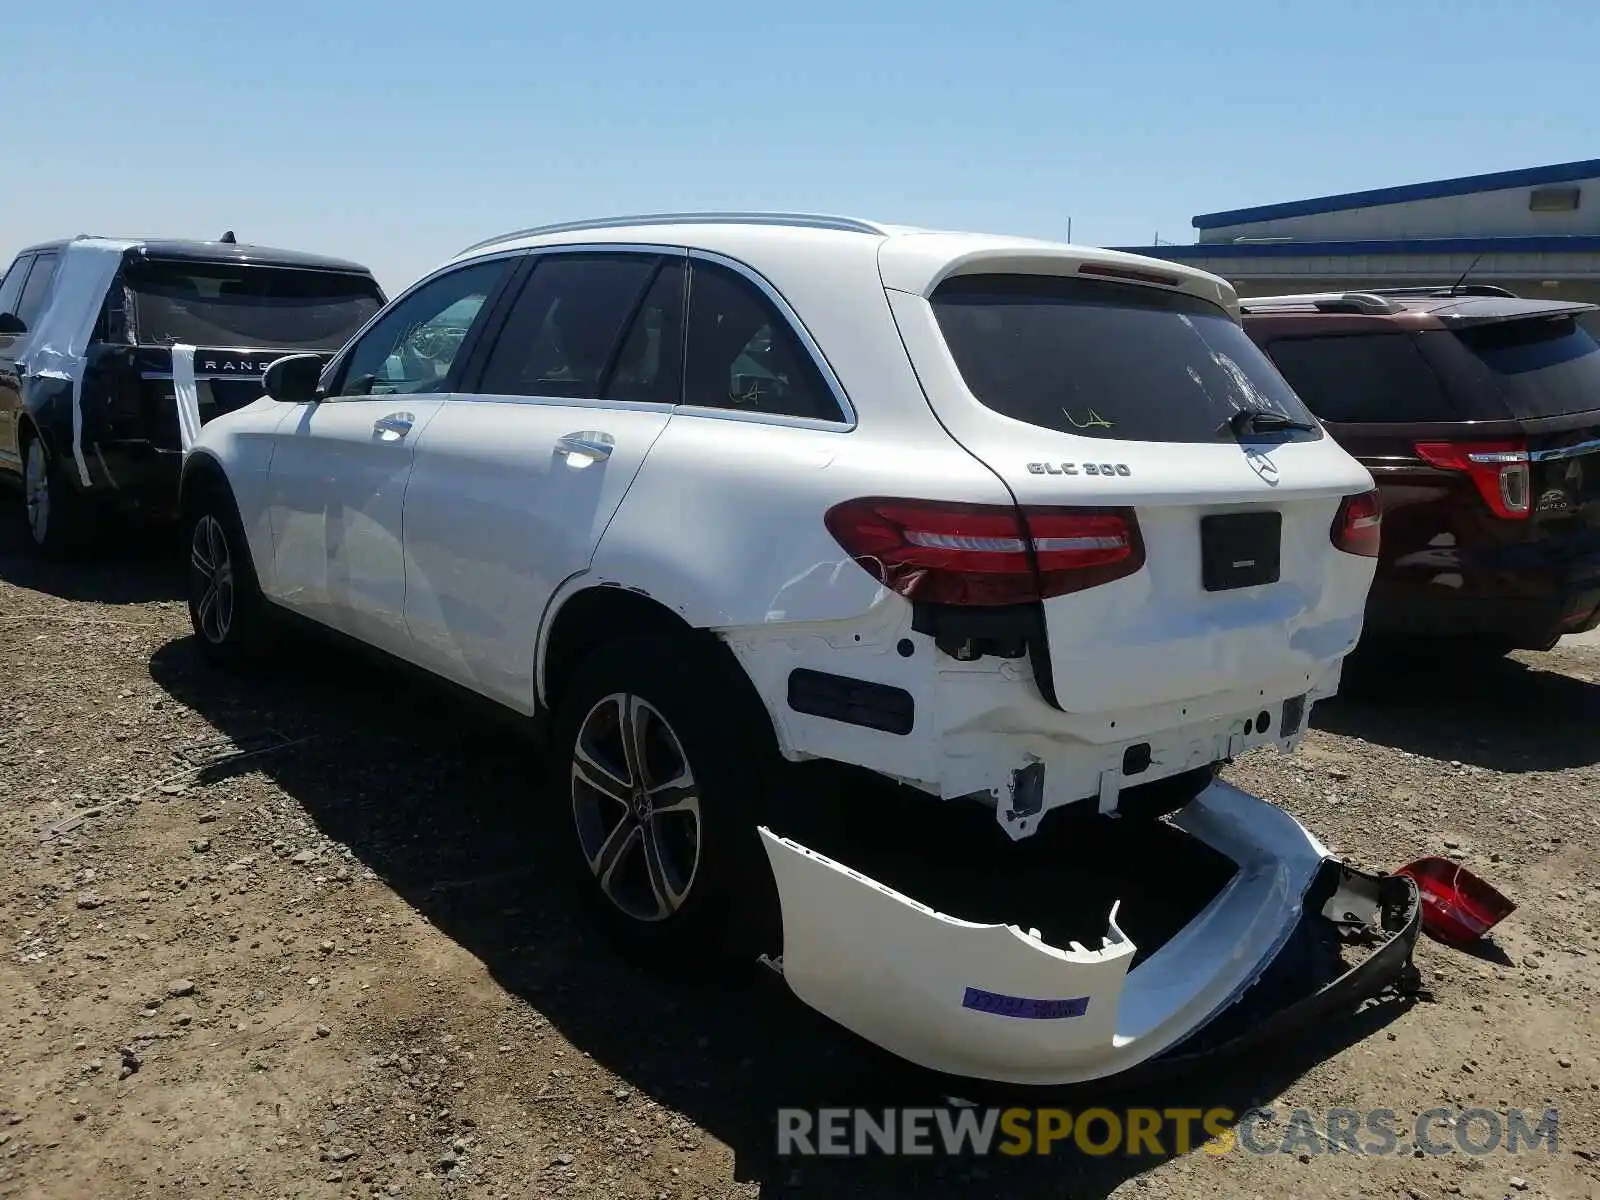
[1026,462,1132,477]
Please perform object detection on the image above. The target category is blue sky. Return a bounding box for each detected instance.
[9,0,1597,293]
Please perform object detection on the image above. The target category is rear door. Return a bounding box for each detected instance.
[1,252,62,466]
[0,254,35,473]
[885,267,1375,716]
[399,249,683,711]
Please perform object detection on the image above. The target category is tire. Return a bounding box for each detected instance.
[184,480,272,668]
[549,633,781,967]
[22,433,97,558]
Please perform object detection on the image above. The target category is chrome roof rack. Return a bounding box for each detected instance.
[1363,283,1519,299]
[458,212,892,256]
[1237,290,1402,315]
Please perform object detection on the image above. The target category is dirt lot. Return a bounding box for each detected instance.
[2,518,1598,1200]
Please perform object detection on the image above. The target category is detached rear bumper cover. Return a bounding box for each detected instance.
[759,781,1420,1087]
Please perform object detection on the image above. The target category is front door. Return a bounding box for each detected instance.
[263,256,517,652]
[401,250,685,710]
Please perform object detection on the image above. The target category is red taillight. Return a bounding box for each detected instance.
[823,498,1144,607]
[1331,489,1382,557]
[1414,440,1530,520]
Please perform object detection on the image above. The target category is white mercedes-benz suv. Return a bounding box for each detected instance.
[181,213,1394,1085]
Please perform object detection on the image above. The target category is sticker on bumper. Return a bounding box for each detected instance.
[961,988,1090,1020]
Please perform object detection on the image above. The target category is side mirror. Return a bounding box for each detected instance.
[262,353,325,404]
[0,312,26,337]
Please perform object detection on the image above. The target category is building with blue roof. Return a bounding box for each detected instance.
[1114,159,1600,306]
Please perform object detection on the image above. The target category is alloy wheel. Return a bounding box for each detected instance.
[570,692,704,923]
[23,442,49,545]
[190,514,236,645]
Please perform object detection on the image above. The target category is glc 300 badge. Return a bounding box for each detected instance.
[1026,462,1132,477]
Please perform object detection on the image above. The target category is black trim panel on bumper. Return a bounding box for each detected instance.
[787,669,916,736]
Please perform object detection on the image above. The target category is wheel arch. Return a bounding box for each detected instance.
[17,412,67,476]
[17,412,46,456]
[178,449,230,518]
[538,582,787,754]
[178,450,276,596]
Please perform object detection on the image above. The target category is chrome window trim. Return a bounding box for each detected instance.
[439,393,677,416]
[669,404,856,433]
[454,244,857,430]
[509,242,689,260]
[355,242,860,431]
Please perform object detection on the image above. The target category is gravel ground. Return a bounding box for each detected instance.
[2,518,1598,1200]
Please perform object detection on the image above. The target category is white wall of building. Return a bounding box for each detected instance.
[1198,176,1600,243]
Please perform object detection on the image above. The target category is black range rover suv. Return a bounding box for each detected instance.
[0,234,385,555]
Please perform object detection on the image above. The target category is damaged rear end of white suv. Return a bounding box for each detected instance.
[505,217,1423,1088]
[733,231,1412,1086]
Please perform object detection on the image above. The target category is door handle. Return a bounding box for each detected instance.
[555,431,615,461]
[372,412,414,442]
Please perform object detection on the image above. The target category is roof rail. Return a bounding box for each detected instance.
[1362,283,1519,299]
[457,212,892,256]
[1237,291,1401,315]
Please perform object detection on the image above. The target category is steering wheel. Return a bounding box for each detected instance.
[410,323,464,362]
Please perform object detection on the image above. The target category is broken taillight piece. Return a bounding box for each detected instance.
[1414,440,1531,520]
[1393,856,1515,947]
[823,498,1144,607]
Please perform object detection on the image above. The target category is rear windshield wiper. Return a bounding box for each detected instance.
[1226,406,1318,437]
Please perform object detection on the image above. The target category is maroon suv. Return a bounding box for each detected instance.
[1241,286,1600,652]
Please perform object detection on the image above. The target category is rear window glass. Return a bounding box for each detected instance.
[1446,314,1600,420]
[1266,333,1457,423]
[127,262,384,351]
[931,274,1320,443]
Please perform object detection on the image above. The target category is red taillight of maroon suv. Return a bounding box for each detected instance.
[1331,489,1382,557]
[824,498,1145,606]
[1413,440,1531,520]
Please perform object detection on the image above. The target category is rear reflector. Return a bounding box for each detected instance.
[1331,489,1382,557]
[824,498,1144,607]
[1414,440,1531,520]
[1393,856,1515,947]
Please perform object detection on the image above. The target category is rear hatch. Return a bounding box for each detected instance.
[124,258,384,445]
[882,253,1376,716]
[1424,303,1600,540]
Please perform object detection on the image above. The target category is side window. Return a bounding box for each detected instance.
[16,252,62,327]
[330,258,511,398]
[603,260,685,406]
[1266,333,1456,423]
[0,255,31,319]
[475,253,659,399]
[683,260,843,422]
